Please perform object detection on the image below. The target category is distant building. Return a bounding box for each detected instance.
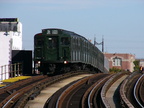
[104,53,135,72]
[137,59,144,67]
[0,18,22,80]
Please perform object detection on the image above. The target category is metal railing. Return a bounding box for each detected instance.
[0,63,22,81]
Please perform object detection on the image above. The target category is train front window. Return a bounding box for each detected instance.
[61,37,70,45]
[35,39,43,46]
[48,37,57,49]
[52,30,58,34]
[47,30,51,34]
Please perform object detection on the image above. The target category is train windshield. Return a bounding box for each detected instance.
[35,39,44,46]
[48,37,57,49]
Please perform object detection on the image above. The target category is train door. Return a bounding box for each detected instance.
[46,36,59,61]
[61,37,70,61]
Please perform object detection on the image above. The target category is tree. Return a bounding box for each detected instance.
[133,60,140,72]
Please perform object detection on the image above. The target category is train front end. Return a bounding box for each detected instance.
[34,29,71,75]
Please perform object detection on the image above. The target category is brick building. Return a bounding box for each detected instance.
[104,53,135,72]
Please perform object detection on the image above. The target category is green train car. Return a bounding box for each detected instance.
[34,28,104,74]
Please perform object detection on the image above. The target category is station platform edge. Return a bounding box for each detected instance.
[0,76,31,87]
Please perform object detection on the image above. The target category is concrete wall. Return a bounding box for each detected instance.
[0,32,12,80]
[12,22,22,50]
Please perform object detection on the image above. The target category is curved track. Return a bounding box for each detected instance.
[0,75,47,108]
[26,74,92,108]
[1,71,144,108]
[134,73,144,107]
[56,73,109,108]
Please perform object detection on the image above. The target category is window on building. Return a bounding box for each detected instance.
[112,57,122,66]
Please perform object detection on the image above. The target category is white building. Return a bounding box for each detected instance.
[0,18,22,80]
[138,59,144,67]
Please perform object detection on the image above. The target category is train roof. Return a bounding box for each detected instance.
[42,28,88,41]
[35,28,96,47]
[35,28,102,53]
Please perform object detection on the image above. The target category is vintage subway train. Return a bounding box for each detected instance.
[34,28,104,74]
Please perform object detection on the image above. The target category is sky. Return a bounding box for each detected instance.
[0,0,144,58]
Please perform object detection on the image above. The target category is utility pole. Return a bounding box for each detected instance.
[102,36,104,52]
[94,36,104,52]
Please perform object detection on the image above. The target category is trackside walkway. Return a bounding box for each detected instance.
[106,75,127,108]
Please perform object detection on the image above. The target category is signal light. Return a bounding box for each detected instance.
[64,61,68,64]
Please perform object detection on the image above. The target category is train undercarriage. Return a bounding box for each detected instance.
[35,61,101,75]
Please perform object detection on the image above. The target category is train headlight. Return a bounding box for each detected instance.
[64,61,68,64]
[38,61,41,64]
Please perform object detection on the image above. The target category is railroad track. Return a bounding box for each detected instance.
[44,71,144,108]
[44,72,129,108]
[82,74,112,108]
[1,71,144,108]
[0,75,48,108]
[0,71,93,108]
[120,72,143,108]
[138,75,144,107]
[133,73,144,107]
[55,73,110,108]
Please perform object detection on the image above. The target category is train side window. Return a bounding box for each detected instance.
[61,37,70,45]
[71,37,74,46]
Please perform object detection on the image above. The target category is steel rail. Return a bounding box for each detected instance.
[100,72,128,108]
[0,76,48,108]
[133,74,144,108]
[88,75,112,108]
[81,74,110,108]
[2,93,19,108]
[55,76,90,108]
[120,78,134,108]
